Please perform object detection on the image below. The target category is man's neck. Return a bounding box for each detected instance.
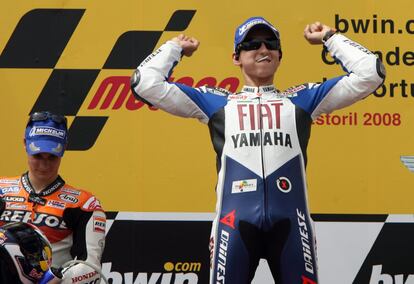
[243,76,274,87]
[27,172,57,194]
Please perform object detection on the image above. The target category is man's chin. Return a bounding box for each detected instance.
[255,73,274,83]
[34,172,55,181]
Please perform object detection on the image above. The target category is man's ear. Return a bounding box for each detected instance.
[23,138,28,153]
[232,53,241,66]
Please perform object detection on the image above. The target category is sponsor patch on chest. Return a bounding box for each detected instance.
[231,179,257,193]
[280,84,306,97]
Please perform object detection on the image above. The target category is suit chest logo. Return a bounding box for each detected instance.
[230,101,293,149]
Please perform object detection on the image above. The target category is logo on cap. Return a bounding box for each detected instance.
[29,142,41,152]
[52,143,63,153]
[238,19,271,36]
[29,126,66,139]
[234,17,280,52]
[25,120,67,156]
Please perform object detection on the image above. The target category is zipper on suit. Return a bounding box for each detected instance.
[258,96,268,222]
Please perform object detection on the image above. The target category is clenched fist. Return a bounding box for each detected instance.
[171,34,200,57]
[304,22,335,44]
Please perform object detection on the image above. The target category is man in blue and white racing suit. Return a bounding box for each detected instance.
[130,17,385,284]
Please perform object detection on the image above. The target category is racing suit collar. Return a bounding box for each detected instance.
[241,85,277,98]
[20,172,65,197]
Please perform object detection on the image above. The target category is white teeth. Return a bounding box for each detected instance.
[256,56,269,62]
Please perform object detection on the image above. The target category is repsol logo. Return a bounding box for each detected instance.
[0,211,66,229]
[102,262,200,284]
[369,265,414,284]
[0,8,235,151]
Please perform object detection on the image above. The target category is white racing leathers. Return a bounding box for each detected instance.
[131,34,385,284]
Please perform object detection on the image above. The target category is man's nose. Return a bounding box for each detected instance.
[38,162,49,169]
[258,42,269,51]
[38,159,51,168]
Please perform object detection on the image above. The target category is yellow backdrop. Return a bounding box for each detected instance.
[0,0,412,213]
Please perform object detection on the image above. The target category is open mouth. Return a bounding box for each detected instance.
[256,56,270,63]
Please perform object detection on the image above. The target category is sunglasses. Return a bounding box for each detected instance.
[28,112,67,126]
[237,38,280,54]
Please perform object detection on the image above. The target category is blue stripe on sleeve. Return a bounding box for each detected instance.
[332,55,349,73]
[174,83,228,118]
[290,76,345,114]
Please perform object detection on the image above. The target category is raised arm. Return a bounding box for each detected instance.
[289,22,386,119]
[130,35,228,123]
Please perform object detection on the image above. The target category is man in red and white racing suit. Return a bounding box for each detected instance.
[0,112,106,284]
[131,17,385,283]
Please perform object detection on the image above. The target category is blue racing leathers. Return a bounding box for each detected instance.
[130,33,385,284]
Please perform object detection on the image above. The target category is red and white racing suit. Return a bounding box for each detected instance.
[130,33,385,283]
[0,173,106,284]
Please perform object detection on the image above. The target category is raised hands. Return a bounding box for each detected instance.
[171,34,200,57]
[304,21,336,44]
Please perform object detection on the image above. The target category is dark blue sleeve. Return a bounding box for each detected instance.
[289,76,345,114]
[174,83,229,118]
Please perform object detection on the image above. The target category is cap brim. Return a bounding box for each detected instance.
[235,23,280,52]
[25,140,65,157]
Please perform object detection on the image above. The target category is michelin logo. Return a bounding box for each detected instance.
[239,19,273,36]
[29,126,66,139]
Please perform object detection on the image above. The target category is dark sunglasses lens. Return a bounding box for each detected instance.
[264,40,279,50]
[241,40,262,50]
[239,39,280,51]
[30,112,48,121]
